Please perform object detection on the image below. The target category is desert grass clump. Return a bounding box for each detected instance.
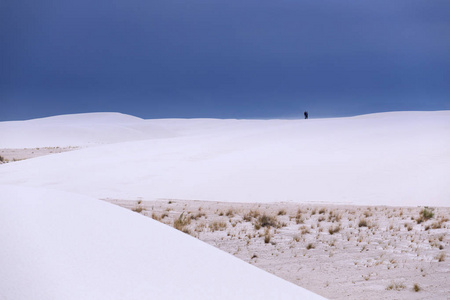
[363,210,372,218]
[191,212,206,220]
[151,212,161,221]
[358,219,368,227]
[413,283,421,292]
[386,282,406,291]
[277,209,286,216]
[328,211,341,222]
[209,221,227,232]
[295,209,304,224]
[417,207,434,223]
[431,220,442,229]
[243,210,260,222]
[422,207,434,219]
[264,228,271,244]
[436,252,446,262]
[254,214,278,230]
[225,209,234,217]
[132,206,143,213]
[306,243,315,250]
[328,225,341,235]
[173,213,191,234]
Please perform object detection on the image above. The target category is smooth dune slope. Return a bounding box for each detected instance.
[0,185,323,300]
[0,111,449,206]
[0,112,177,148]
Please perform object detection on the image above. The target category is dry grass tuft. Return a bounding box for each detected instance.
[132,206,143,213]
[173,213,191,234]
[254,214,278,229]
[386,282,406,291]
[436,252,446,262]
[328,225,341,235]
[243,210,260,222]
[209,221,227,232]
[358,219,368,227]
[417,207,434,223]
[264,228,271,244]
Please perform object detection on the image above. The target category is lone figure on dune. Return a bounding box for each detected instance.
[304,111,309,119]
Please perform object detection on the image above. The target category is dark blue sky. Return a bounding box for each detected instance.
[1,0,449,121]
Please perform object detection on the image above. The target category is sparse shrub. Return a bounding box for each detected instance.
[295,210,304,224]
[328,225,341,235]
[254,214,278,229]
[413,283,420,292]
[306,243,315,250]
[328,211,341,222]
[0,155,5,163]
[300,226,310,235]
[318,208,326,214]
[191,212,206,220]
[358,219,368,227]
[243,210,260,222]
[173,213,191,233]
[417,207,434,223]
[264,228,271,244]
[436,252,445,262]
[431,221,442,229]
[209,221,227,232]
[225,209,234,217]
[151,212,161,221]
[386,282,406,291]
[132,206,143,213]
[422,207,434,220]
[277,209,286,216]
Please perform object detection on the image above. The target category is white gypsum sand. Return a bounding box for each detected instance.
[0,111,449,206]
[106,199,449,300]
[0,185,324,300]
[0,111,449,299]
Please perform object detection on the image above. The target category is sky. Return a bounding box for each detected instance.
[1,0,449,121]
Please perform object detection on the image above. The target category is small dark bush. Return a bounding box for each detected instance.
[328,225,341,235]
[358,219,368,227]
[256,214,278,228]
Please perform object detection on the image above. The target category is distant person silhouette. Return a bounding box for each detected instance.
[304,111,308,119]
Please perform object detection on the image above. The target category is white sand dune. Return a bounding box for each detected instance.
[0,185,323,299]
[1,111,449,206]
[1,111,449,299]
[0,112,177,148]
